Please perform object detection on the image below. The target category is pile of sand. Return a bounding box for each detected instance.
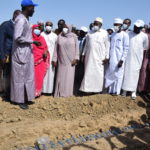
[0,94,149,150]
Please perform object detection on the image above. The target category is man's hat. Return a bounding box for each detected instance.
[81,26,88,33]
[114,18,123,24]
[134,20,145,28]
[21,0,38,7]
[95,17,103,24]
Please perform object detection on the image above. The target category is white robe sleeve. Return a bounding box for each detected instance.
[143,33,149,50]
[104,33,110,59]
[121,32,129,62]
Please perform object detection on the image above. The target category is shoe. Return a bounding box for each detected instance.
[27,101,35,105]
[131,92,136,100]
[111,93,117,96]
[19,103,29,110]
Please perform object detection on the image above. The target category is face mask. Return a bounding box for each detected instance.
[45,26,52,32]
[92,26,100,32]
[63,28,69,34]
[114,26,120,32]
[122,24,129,30]
[34,29,41,36]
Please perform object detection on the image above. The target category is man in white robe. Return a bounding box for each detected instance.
[42,21,57,94]
[105,18,129,95]
[80,18,110,93]
[122,20,149,99]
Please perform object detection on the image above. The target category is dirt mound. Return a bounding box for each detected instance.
[0,94,149,150]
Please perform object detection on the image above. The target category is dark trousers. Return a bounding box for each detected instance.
[0,62,11,99]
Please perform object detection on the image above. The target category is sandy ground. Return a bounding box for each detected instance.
[0,94,150,150]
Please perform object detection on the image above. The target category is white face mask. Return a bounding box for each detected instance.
[34,29,41,36]
[63,28,69,34]
[122,24,129,30]
[92,26,100,32]
[114,26,120,32]
[46,26,52,32]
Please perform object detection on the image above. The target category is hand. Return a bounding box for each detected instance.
[118,60,123,68]
[33,41,41,46]
[76,59,79,65]
[52,61,57,67]
[102,59,109,65]
[0,58,7,68]
[43,50,48,59]
[1,58,7,64]
[72,59,78,66]
[81,56,85,63]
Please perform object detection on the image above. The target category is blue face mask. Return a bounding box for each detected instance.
[122,24,129,30]
[34,29,41,36]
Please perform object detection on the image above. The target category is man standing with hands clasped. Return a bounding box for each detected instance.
[105,18,129,96]
[42,21,58,95]
[11,0,40,109]
[80,18,110,94]
[122,20,149,100]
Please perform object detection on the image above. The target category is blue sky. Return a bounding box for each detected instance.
[0,0,150,30]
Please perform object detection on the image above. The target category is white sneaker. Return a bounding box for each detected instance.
[131,92,136,100]
[122,90,127,97]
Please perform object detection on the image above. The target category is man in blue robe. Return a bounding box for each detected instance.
[0,10,21,99]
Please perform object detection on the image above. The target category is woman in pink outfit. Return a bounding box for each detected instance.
[32,24,50,97]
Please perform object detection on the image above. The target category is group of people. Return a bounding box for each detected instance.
[0,0,150,110]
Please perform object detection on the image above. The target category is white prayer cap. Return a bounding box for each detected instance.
[81,26,88,32]
[134,20,145,27]
[95,17,103,24]
[114,18,123,24]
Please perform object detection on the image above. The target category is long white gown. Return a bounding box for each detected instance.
[105,31,129,95]
[80,29,110,93]
[42,31,57,94]
[122,31,149,92]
